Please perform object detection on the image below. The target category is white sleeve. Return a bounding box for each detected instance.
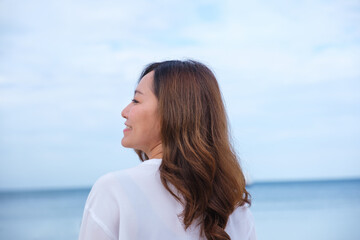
[225,205,257,240]
[78,173,121,240]
[78,208,117,240]
[246,207,257,240]
[247,221,257,240]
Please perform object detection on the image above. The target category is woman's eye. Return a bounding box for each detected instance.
[132,99,139,104]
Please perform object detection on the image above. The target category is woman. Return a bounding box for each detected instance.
[79,60,256,240]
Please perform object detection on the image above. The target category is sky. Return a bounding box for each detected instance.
[0,0,359,190]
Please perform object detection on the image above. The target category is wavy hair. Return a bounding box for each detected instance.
[135,60,251,240]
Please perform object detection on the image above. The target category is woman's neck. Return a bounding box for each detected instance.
[146,142,163,159]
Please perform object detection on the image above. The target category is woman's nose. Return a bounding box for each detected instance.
[121,104,129,119]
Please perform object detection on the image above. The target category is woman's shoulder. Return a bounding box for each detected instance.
[233,204,253,216]
[226,205,256,239]
[84,159,163,217]
[91,171,122,192]
[91,159,162,195]
[229,204,254,222]
[85,171,124,207]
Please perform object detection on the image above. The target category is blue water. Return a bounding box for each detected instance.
[0,179,359,240]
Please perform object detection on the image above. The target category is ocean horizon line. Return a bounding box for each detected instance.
[1,177,359,194]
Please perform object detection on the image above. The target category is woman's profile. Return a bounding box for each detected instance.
[79,60,256,240]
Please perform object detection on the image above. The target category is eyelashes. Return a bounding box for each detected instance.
[132,99,139,104]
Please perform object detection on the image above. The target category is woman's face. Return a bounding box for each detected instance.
[121,71,162,157]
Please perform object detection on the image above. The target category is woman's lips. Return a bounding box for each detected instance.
[123,124,132,133]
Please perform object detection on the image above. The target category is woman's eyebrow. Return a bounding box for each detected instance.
[134,90,144,95]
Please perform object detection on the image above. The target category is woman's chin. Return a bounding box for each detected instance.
[121,139,131,148]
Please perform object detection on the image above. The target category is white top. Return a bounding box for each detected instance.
[79,158,257,240]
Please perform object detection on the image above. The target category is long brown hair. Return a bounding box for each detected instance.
[135,60,250,240]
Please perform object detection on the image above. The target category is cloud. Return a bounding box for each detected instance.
[0,0,359,189]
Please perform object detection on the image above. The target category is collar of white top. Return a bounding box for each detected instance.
[142,158,162,165]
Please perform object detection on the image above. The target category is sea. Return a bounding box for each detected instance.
[0,179,359,240]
